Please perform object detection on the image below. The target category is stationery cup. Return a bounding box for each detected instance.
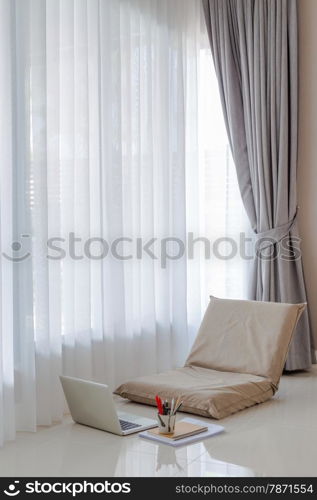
[157,413,176,434]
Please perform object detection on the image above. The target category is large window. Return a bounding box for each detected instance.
[198,47,251,303]
[0,0,250,443]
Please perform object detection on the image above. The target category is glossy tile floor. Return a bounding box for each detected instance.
[1,367,317,477]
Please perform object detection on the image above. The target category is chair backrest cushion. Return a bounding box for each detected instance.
[185,296,306,387]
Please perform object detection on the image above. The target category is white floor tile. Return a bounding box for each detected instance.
[0,367,316,477]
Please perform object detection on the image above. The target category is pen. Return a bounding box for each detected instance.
[174,401,183,414]
[155,395,163,415]
[170,397,175,415]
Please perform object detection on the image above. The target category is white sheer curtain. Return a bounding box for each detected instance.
[0,0,249,445]
[0,0,15,445]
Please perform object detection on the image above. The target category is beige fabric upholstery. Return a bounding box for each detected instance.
[115,297,306,418]
[114,366,274,419]
[186,296,306,388]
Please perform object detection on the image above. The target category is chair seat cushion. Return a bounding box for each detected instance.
[114,365,275,419]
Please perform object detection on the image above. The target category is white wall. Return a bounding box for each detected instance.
[298,0,317,344]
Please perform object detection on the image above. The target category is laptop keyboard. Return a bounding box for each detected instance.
[119,419,142,431]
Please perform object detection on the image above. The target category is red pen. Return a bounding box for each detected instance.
[155,395,163,415]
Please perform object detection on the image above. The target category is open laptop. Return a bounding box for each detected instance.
[60,375,157,436]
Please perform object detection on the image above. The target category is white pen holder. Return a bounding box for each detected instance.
[157,413,176,434]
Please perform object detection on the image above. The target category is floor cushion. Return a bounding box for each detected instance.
[115,297,306,419]
[114,365,274,419]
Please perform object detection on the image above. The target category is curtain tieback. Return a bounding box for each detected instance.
[255,208,298,251]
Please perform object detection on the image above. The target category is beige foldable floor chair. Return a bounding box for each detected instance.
[115,297,306,419]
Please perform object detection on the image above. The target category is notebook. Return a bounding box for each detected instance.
[139,417,224,447]
[148,421,208,440]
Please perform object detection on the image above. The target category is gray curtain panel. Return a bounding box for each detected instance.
[202,0,315,370]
